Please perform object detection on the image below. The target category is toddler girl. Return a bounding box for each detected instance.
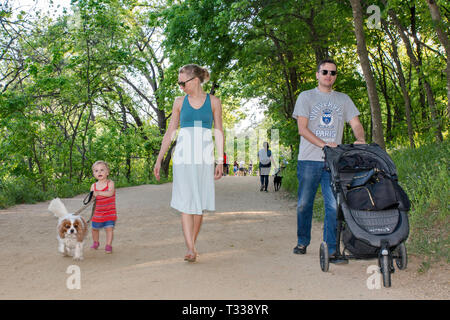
[90,160,117,253]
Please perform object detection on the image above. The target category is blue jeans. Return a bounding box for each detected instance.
[260,174,269,190]
[297,160,337,254]
[91,220,116,230]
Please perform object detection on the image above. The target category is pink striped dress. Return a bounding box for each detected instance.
[92,181,117,223]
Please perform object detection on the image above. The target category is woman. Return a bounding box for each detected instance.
[258,142,276,192]
[153,64,223,262]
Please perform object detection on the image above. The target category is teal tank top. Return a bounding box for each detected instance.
[179,94,213,129]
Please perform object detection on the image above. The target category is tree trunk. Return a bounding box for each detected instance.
[267,29,297,115]
[382,20,415,148]
[388,6,443,142]
[410,5,428,123]
[426,0,450,120]
[349,0,385,149]
[117,88,131,182]
[375,41,392,141]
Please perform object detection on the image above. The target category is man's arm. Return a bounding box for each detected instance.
[349,116,366,144]
[297,116,337,148]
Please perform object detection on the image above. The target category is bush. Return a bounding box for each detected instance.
[0,177,48,208]
[390,140,449,263]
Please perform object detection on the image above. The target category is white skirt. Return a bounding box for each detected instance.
[170,127,215,215]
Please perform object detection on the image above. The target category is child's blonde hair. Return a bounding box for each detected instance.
[92,160,110,173]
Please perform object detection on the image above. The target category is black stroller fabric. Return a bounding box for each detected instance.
[345,170,409,211]
[324,143,410,257]
[349,207,399,234]
[342,225,379,258]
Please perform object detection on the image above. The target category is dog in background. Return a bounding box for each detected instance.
[48,198,88,261]
[273,168,282,191]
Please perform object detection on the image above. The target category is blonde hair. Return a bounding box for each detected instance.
[92,160,110,173]
[179,64,210,84]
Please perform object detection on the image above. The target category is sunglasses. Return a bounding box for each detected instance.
[320,69,337,76]
[177,77,196,87]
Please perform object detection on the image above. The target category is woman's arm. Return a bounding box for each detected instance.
[270,155,277,169]
[153,97,182,181]
[211,95,224,180]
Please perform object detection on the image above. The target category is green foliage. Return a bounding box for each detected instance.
[389,140,449,263]
[278,159,297,195]
[0,0,168,206]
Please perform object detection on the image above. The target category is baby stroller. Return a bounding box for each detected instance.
[322,143,410,287]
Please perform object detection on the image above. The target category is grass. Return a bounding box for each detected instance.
[0,177,90,208]
[389,141,449,265]
[0,172,168,209]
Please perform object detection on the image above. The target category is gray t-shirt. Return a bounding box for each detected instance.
[292,87,360,161]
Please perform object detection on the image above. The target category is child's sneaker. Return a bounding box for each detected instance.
[105,245,112,254]
[90,241,99,250]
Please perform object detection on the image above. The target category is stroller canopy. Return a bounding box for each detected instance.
[324,143,398,182]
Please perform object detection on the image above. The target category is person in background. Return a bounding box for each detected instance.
[223,152,228,176]
[239,160,246,176]
[258,142,276,192]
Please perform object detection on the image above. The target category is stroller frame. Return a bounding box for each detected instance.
[321,143,409,287]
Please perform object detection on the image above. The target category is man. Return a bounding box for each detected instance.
[292,58,365,257]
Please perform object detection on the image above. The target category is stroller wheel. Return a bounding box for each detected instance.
[394,242,408,270]
[319,242,329,272]
[380,254,392,288]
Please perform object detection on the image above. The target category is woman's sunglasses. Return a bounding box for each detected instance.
[320,70,337,76]
[178,77,196,87]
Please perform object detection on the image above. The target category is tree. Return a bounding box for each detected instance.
[349,0,385,148]
[426,0,450,119]
[385,1,444,143]
[382,19,415,148]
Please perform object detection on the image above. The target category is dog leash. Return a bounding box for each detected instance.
[74,191,96,223]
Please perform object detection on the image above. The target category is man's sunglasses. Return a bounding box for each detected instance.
[320,70,337,76]
[178,77,196,87]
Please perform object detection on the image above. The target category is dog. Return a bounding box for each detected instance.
[273,168,282,191]
[274,174,282,191]
[48,198,88,261]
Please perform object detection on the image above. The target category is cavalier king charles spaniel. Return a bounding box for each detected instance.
[48,198,88,261]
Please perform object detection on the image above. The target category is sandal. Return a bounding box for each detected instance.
[105,245,112,254]
[184,253,196,262]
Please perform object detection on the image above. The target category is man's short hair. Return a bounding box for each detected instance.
[317,58,337,72]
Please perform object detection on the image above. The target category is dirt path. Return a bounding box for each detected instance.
[0,176,448,300]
